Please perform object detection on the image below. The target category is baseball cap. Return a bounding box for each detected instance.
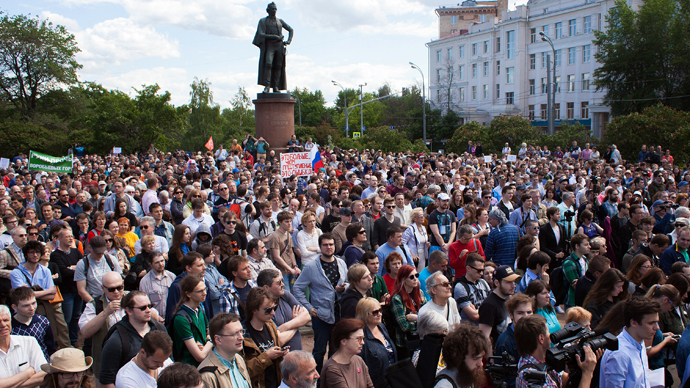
[339,207,353,216]
[680,181,689,188]
[98,181,107,186]
[438,193,450,201]
[89,235,107,254]
[652,200,666,208]
[494,265,520,282]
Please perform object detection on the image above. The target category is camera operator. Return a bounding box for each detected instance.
[515,315,597,388]
[600,297,661,388]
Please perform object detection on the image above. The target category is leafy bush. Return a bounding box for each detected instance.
[446,121,487,155]
[539,122,600,154]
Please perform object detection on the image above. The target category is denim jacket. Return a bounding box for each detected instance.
[293,256,347,324]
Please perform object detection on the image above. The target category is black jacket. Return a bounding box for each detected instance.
[361,323,398,388]
[339,288,368,320]
[539,223,568,266]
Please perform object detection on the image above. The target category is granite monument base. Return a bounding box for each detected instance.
[254,93,296,156]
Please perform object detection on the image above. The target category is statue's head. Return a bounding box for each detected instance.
[267,2,277,15]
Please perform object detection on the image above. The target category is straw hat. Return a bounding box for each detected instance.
[41,348,93,374]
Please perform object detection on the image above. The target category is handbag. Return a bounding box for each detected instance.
[50,286,64,304]
[386,358,424,388]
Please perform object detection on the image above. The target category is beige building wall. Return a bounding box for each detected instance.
[436,1,508,39]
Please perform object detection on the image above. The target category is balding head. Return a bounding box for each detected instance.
[11,226,27,247]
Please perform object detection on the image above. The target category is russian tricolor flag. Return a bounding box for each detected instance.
[309,144,323,174]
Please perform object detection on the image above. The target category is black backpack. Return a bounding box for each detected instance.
[550,257,576,305]
[82,253,116,273]
[166,308,200,361]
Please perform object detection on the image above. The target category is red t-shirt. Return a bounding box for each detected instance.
[448,238,485,279]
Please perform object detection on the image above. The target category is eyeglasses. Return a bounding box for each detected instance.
[28,232,38,236]
[59,371,86,379]
[408,273,419,279]
[263,305,278,315]
[132,304,153,311]
[434,282,452,288]
[640,265,653,269]
[106,285,124,292]
[219,187,228,191]
[370,309,382,316]
[217,329,247,339]
[348,336,365,343]
[192,195,202,198]
[105,239,113,243]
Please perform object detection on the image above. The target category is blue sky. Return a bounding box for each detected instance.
[6,0,525,109]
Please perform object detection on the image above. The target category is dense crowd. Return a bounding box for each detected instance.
[0,137,688,388]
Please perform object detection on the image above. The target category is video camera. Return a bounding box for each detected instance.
[486,352,517,388]
[546,322,618,388]
[562,210,576,222]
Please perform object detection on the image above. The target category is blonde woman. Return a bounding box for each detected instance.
[357,297,398,388]
[296,211,322,267]
[402,208,430,272]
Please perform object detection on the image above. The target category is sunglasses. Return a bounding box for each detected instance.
[28,232,39,236]
[386,205,396,209]
[435,282,452,288]
[192,195,202,198]
[140,225,149,230]
[263,305,278,315]
[105,238,113,243]
[370,309,382,316]
[132,304,153,311]
[106,285,124,292]
[219,187,228,191]
[358,230,366,235]
[409,273,419,280]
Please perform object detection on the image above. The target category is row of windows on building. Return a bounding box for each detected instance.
[450,14,488,25]
[437,15,595,62]
[436,44,592,84]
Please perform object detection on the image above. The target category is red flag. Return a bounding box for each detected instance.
[205,136,214,151]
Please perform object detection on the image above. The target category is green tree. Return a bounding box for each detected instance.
[485,116,541,154]
[228,87,253,128]
[0,12,82,117]
[291,87,330,127]
[446,121,488,155]
[183,78,226,151]
[539,122,599,155]
[594,0,690,115]
[603,104,690,162]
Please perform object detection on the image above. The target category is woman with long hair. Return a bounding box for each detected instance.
[390,264,427,357]
[183,189,211,219]
[110,198,138,229]
[102,230,129,272]
[471,207,491,248]
[168,224,192,275]
[660,273,690,335]
[321,318,374,388]
[515,245,537,276]
[583,268,629,329]
[450,190,464,217]
[340,264,374,319]
[171,275,213,366]
[542,185,558,208]
[357,297,398,388]
[458,204,477,227]
[626,254,653,292]
[645,284,681,378]
[23,207,39,226]
[635,268,666,296]
[525,280,561,333]
[402,208,430,273]
[171,188,185,225]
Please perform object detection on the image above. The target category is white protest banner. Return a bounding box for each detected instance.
[0,158,9,169]
[113,147,122,154]
[507,155,517,162]
[484,156,492,163]
[281,152,313,179]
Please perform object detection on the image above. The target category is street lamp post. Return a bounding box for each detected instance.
[409,62,426,145]
[331,80,348,137]
[293,95,302,127]
[539,31,557,136]
[359,83,367,133]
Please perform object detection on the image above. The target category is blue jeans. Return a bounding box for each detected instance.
[283,274,295,293]
[312,316,334,375]
[61,292,83,344]
[429,245,444,254]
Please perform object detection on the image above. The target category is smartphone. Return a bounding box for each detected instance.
[281,345,290,351]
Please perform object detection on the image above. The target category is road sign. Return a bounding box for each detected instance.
[353,132,361,139]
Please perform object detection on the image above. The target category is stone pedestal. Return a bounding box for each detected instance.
[254,93,296,156]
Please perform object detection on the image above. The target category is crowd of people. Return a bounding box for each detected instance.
[0,138,688,388]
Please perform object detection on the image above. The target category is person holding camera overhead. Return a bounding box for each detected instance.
[515,314,598,388]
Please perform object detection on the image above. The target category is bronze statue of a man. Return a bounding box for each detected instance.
[253,2,293,93]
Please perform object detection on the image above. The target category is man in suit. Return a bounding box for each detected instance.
[539,207,567,268]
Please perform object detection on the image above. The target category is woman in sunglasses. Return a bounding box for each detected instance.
[357,297,398,388]
[171,189,185,225]
[390,264,427,359]
[102,230,129,273]
[243,287,291,388]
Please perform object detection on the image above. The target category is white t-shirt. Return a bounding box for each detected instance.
[0,335,47,379]
[418,298,461,329]
[115,356,173,388]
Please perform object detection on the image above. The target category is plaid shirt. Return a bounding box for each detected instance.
[517,355,560,388]
[390,293,427,347]
[484,224,520,267]
[11,314,55,361]
[218,279,257,315]
[453,276,491,321]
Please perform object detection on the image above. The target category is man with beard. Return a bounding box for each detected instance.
[279,351,319,388]
[198,313,251,388]
[434,323,490,388]
[516,314,597,388]
[478,265,518,354]
[115,331,173,388]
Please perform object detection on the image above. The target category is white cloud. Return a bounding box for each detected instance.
[76,18,180,68]
[40,11,80,31]
[87,67,192,104]
[120,0,255,39]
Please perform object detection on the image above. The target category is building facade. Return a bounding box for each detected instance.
[427,0,642,138]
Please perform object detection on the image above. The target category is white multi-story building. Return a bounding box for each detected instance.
[427,0,642,138]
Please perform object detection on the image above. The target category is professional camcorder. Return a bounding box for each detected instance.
[486,352,518,388]
[546,322,618,388]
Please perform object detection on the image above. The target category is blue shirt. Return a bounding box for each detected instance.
[676,325,690,384]
[375,243,413,275]
[418,267,432,300]
[10,263,55,290]
[600,328,650,388]
[213,350,251,388]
